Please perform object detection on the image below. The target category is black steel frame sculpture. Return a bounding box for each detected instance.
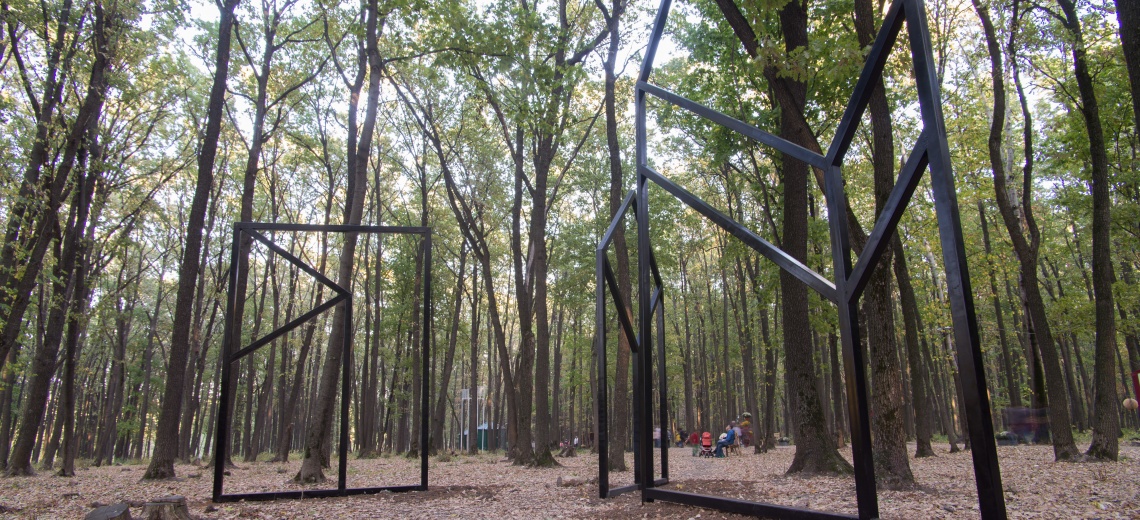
[213,222,432,502]
[596,0,1007,518]
[595,190,669,498]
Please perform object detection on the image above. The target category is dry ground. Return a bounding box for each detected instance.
[2,442,1138,519]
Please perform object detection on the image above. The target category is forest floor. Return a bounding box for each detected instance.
[2,442,1138,519]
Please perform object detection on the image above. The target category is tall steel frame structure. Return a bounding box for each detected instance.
[596,0,1007,517]
[213,222,432,502]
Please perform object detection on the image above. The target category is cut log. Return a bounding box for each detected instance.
[85,503,131,520]
[140,496,190,520]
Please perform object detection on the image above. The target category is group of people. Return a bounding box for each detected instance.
[681,412,754,458]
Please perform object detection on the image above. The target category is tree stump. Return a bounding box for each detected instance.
[85,503,131,520]
[140,496,190,520]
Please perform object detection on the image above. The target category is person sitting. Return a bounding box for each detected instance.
[739,413,753,447]
[713,424,736,457]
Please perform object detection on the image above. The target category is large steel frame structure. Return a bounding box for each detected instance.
[596,0,1007,518]
[213,222,432,502]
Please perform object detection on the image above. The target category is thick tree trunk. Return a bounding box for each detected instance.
[851,0,913,487]
[772,0,851,476]
[144,0,239,480]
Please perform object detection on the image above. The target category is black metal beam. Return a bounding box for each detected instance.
[845,132,929,302]
[214,485,424,503]
[905,0,1006,516]
[245,228,347,297]
[640,81,828,170]
[603,258,640,353]
[640,165,837,302]
[231,293,347,361]
[822,159,879,519]
[596,248,610,498]
[607,0,1008,518]
[599,189,637,252]
[643,489,859,520]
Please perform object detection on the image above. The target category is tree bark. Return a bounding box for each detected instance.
[1114,0,1140,134]
[774,0,850,476]
[1057,0,1119,461]
[468,262,482,454]
[851,0,913,487]
[431,245,467,452]
[893,239,934,457]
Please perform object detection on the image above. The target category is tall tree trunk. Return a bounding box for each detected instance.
[6,46,107,472]
[973,0,1079,460]
[295,0,384,482]
[893,240,933,457]
[772,0,851,476]
[1057,0,1119,461]
[144,0,240,480]
[468,262,482,454]
[599,0,632,474]
[978,202,1021,409]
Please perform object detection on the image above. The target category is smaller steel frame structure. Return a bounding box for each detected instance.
[213,222,432,502]
[597,0,1007,518]
[595,190,669,498]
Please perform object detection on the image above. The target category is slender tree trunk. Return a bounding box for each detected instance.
[978,202,1021,408]
[7,95,103,476]
[1057,0,1119,461]
[974,0,1079,460]
[599,0,632,474]
[468,262,481,454]
[893,240,933,457]
[431,245,467,452]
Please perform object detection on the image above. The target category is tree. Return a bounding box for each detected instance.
[599,0,632,474]
[1056,0,1118,461]
[295,0,387,483]
[972,0,1080,461]
[710,0,851,475]
[7,0,115,475]
[144,0,241,480]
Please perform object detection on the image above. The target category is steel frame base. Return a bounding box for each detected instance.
[212,222,432,503]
